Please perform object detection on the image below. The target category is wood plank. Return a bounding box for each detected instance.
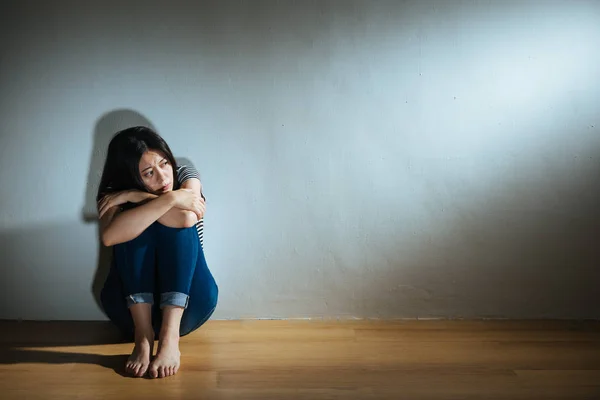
[515,369,600,387]
[355,328,600,342]
[217,366,518,389]
[0,319,599,400]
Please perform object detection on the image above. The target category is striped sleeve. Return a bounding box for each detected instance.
[177,164,201,183]
[177,164,205,248]
[177,164,205,200]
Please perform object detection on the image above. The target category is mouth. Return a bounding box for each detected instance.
[160,183,172,192]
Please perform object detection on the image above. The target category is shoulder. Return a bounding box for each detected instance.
[176,164,205,199]
[176,164,201,183]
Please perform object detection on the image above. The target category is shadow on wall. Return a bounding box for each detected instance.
[0,221,103,319]
[83,109,157,313]
[83,109,197,314]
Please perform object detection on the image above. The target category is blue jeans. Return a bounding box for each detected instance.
[100,222,218,339]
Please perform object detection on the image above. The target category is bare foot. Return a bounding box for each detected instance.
[149,333,180,378]
[126,329,154,377]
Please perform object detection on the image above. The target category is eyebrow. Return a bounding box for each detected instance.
[140,158,167,173]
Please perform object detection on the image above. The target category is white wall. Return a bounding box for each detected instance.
[1,0,599,320]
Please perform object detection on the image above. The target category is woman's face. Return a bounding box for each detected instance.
[138,150,174,194]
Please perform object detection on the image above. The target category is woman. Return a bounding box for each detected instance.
[97,126,218,379]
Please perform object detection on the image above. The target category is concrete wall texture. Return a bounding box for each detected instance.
[1,0,599,320]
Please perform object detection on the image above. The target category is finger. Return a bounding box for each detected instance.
[100,196,112,210]
[99,201,109,217]
[99,200,112,218]
[100,200,106,210]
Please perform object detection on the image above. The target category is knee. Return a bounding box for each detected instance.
[171,213,198,229]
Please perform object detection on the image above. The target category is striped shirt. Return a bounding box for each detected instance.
[105,164,205,248]
[176,164,205,248]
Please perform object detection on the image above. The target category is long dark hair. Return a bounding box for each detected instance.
[96,126,179,201]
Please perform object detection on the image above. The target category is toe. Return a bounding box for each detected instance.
[128,363,136,375]
[159,366,165,378]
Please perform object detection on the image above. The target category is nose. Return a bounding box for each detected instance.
[155,168,167,184]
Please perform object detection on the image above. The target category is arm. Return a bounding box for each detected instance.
[100,192,178,246]
[156,204,199,228]
[156,176,204,229]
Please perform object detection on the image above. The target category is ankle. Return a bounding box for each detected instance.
[134,326,155,340]
[158,328,180,343]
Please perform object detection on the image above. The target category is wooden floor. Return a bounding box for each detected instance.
[0,319,599,399]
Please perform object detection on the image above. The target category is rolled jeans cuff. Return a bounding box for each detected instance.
[161,292,189,309]
[126,292,154,307]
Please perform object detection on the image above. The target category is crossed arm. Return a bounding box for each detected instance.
[98,178,204,247]
[157,178,203,228]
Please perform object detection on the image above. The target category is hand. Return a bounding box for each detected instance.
[97,190,156,219]
[97,191,129,219]
[171,189,205,220]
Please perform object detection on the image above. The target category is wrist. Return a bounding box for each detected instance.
[144,192,158,201]
[164,191,178,207]
[121,190,134,203]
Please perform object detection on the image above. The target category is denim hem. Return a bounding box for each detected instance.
[126,292,154,307]
[160,292,190,309]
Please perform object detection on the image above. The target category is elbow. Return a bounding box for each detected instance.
[101,230,115,247]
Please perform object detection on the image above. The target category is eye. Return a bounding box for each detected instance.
[144,171,153,178]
